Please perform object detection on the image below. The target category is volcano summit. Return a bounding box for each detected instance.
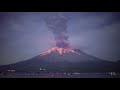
[40,47,80,56]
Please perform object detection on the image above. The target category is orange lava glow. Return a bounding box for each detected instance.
[40,47,80,56]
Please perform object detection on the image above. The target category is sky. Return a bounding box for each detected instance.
[0,12,120,65]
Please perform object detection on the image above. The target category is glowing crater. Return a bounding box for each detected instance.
[40,47,80,56]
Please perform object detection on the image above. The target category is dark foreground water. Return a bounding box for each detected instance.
[0,72,120,78]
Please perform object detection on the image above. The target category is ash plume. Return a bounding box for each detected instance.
[44,13,70,48]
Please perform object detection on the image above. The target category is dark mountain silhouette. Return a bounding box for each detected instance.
[0,49,120,73]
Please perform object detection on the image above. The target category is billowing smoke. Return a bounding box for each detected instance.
[45,13,70,48]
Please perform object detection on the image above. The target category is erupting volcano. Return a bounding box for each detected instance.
[40,47,80,56]
[0,12,120,78]
[40,13,81,57]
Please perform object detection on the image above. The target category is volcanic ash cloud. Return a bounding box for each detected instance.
[45,13,70,49]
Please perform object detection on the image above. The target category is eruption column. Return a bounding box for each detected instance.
[45,13,70,49]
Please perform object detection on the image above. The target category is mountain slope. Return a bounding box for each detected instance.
[0,49,119,73]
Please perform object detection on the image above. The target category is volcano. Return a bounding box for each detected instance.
[0,48,120,73]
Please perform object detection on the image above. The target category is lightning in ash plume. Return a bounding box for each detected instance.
[40,13,80,56]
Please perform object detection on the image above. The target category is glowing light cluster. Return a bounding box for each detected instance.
[40,47,80,56]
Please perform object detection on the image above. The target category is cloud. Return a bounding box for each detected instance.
[73,22,120,61]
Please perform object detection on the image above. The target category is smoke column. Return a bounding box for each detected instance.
[45,13,70,48]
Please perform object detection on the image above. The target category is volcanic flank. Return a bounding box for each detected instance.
[0,48,120,73]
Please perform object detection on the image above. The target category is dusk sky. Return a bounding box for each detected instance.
[0,12,120,65]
